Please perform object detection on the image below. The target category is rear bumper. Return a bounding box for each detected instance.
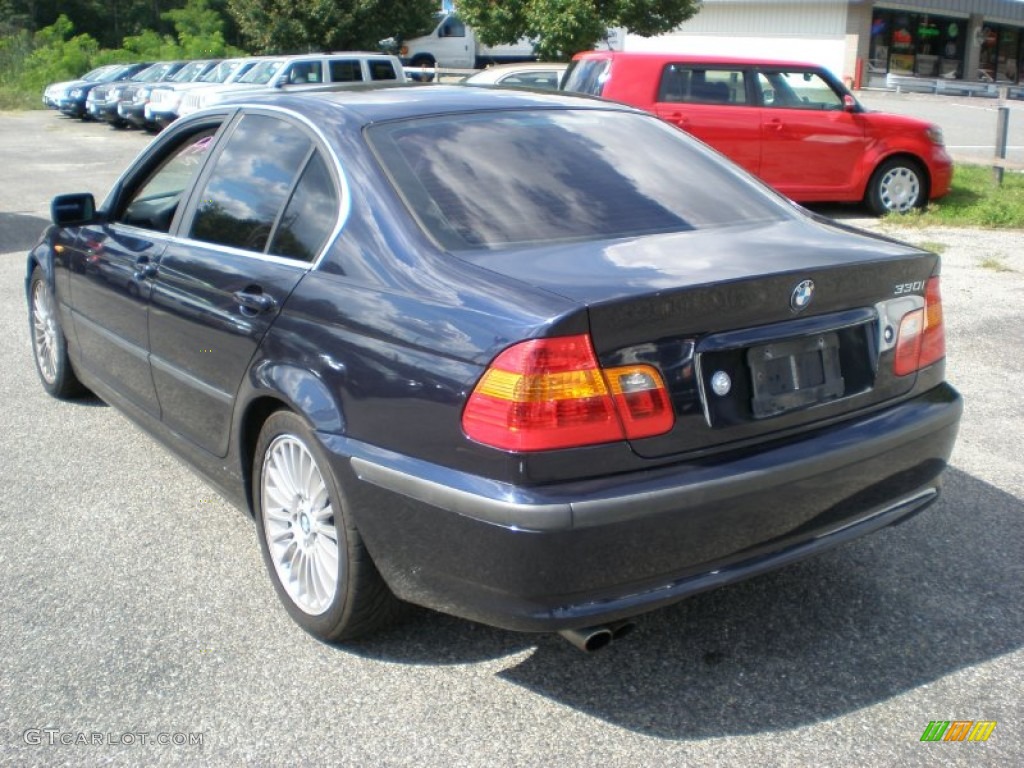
[328,383,962,632]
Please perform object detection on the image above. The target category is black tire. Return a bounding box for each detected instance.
[252,410,397,641]
[865,157,928,215]
[409,55,436,83]
[28,266,86,399]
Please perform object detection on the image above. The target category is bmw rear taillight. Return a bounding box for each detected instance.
[894,277,945,376]
[462,335,674,451]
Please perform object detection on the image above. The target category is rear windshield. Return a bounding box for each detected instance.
[561,58,611,96]
[367,109,786,251]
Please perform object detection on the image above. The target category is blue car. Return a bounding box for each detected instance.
[58,62,152,119]
[27,86,961,651]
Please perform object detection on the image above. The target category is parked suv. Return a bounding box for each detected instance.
[59,62,152,119]
[120,59,220,130]
[87,61,186,127]
[43,65,117,109]
[146,58,263,130]
[562,52,953,214]
[178,52,405,117]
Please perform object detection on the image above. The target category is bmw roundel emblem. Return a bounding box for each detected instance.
[790,279,815,312]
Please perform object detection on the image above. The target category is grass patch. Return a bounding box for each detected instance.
[886,164,1024,229]
[0,87,42,110]
[915,241,948,254]
[979,255,1014,272]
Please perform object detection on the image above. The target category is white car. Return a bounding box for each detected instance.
[178,53,406,118]
[461,62,568,90]
[146,58,266,129]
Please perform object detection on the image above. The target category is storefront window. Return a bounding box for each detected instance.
[869,11,966,79]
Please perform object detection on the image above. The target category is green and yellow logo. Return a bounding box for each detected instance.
[920,721,997,742]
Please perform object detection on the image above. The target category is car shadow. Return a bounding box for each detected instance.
[0,212,49,253]
[351,466,1022,738]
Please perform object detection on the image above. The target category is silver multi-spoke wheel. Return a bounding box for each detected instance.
[254,410,396,640]
[867,158,927,216]
[261,434,340,616]
[31,279,60,385]
[878,166,921,213]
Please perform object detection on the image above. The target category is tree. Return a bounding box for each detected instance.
[226,0,437,54]
[458,0,703,61]
[19,14,99,92]
[163,0,242,58]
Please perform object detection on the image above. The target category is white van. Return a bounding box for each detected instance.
[398,13,535,71]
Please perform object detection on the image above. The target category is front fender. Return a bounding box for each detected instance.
[854,121,943,199]
[24,226,59,296]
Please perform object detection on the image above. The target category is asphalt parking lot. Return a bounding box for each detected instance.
[0,106,1022,767]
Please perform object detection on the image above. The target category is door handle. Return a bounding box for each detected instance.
[233,290,277,314]
[767,118,784,132]
[133,258,158,280]
[666,112,689,128]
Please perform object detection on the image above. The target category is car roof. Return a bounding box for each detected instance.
[473,62,568,73]
[215,83,633,125]
[573,50,821,70]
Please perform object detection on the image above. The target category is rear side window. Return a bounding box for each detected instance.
[757,70,844,110]
[500,71,562,89]
[330,60,364,82]
[268,151,339,262]
[285,60,323,85]
[368,61,398,81]
[561,58,611,96]
[368,109,786,251]
[190,114,313,253]
[658,66,748,105]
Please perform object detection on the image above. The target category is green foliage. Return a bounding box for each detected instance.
[226,0,437,54]
[20,15,100,94]
[164,0,243,58]
[0,2,246,108]
[886,165,1024,229]
[121,28,180,60]
[458,0,702,60]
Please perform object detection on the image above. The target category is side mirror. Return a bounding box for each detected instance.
[843,94,857,112]
[51,193,98,226]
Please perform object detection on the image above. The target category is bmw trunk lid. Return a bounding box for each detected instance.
[466,217,941,458]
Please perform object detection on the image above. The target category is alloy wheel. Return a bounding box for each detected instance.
[260,434,340,615]
[31,280,60,385]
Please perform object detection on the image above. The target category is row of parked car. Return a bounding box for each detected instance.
[43,52,408,132]
[43,51,953,215]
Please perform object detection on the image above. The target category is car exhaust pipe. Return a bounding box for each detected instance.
[608,618,637,641]
[558,619,637,652]
[559,626,614,653]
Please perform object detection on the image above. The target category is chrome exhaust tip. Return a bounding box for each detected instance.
[558,625,614,653]
[608,618,637,641]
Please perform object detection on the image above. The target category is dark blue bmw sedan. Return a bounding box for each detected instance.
[27,86,961,651]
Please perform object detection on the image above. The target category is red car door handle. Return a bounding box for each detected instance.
[767,118,784,132]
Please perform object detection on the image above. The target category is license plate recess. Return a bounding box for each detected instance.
[746,333,844,418]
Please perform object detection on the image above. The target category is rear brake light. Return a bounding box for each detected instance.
[604,366,674,439]
[462,335,674,451]
[894,276,945,376]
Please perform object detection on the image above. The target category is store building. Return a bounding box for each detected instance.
[624,0,1024,87]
